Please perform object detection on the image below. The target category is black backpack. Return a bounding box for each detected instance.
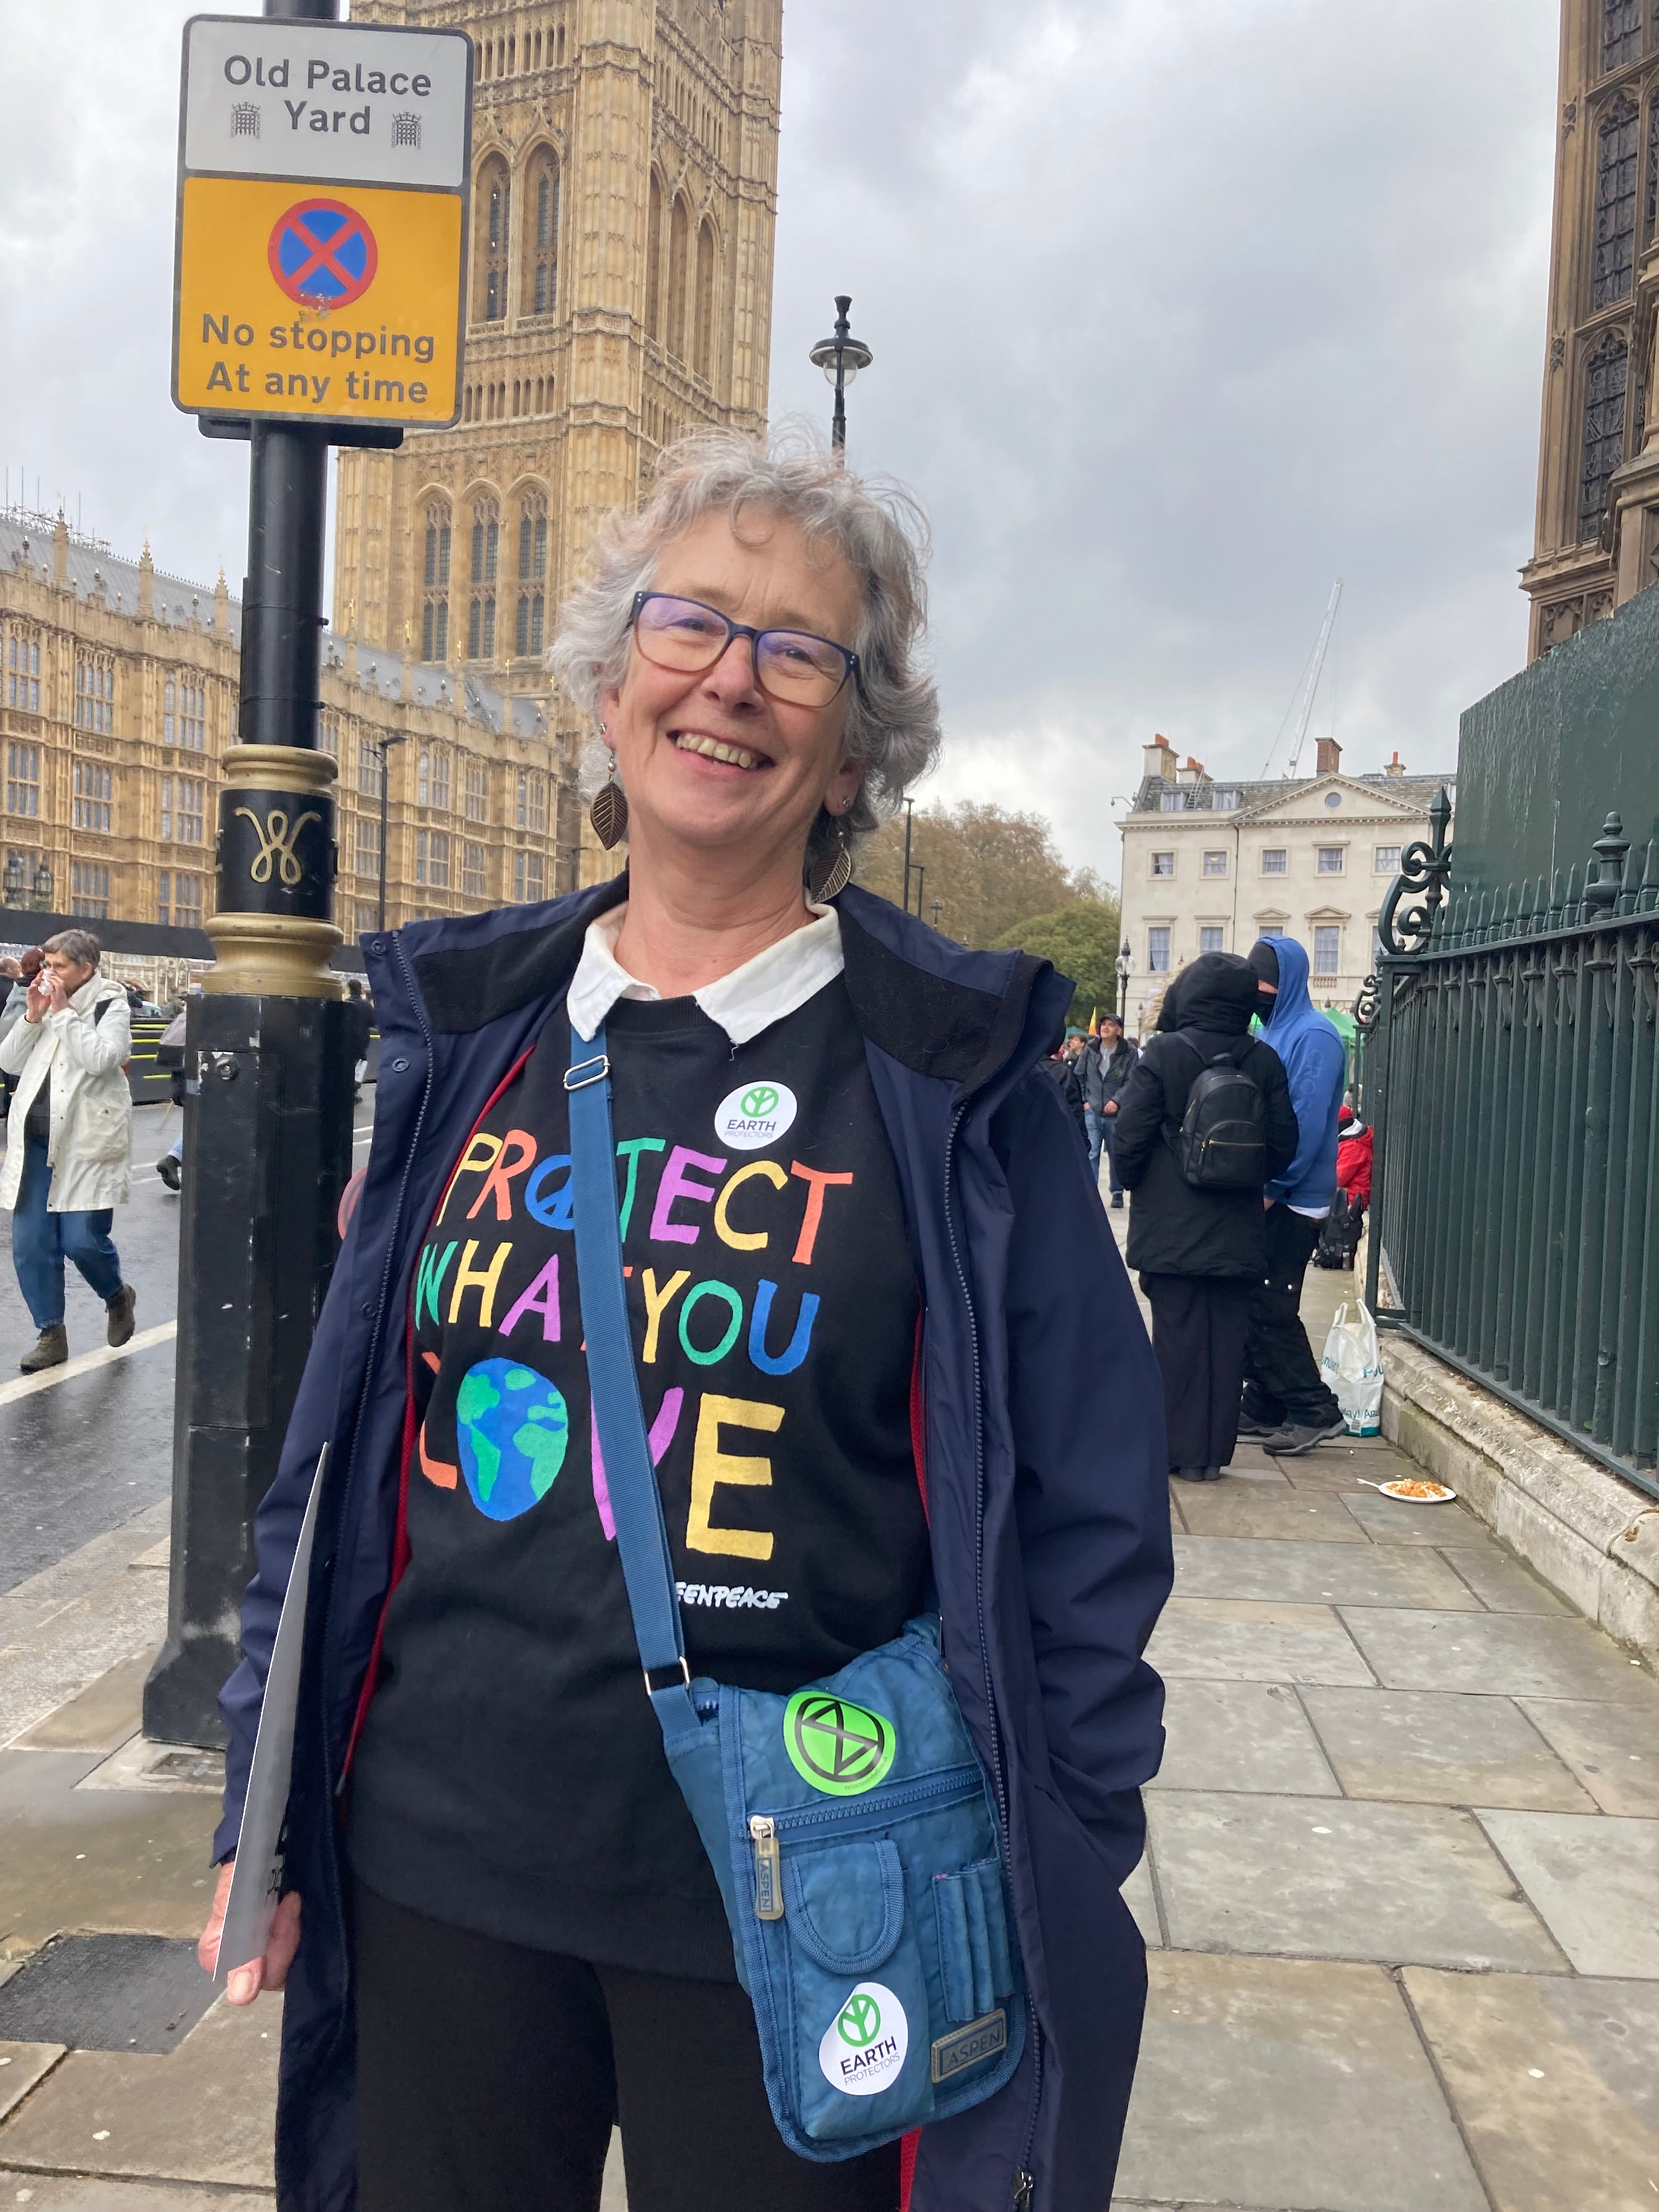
[1171,1035,1268,1190]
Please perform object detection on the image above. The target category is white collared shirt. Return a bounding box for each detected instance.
[567,901,844,1045]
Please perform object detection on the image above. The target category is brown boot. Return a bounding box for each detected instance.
[106,1284,137,1348]
[20,1324,68,1373]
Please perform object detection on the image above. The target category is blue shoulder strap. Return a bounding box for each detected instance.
[566,1021,700,1745]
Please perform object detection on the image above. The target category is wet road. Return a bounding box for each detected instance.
[0,1094,376,1595]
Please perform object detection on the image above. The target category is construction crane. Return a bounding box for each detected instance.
[1261,578,1344,779]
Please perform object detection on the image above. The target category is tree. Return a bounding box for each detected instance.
[856,800,1082,948]
[990,899,1122,1029]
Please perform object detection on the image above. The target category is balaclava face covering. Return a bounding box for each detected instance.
[1248,939,1280,1026]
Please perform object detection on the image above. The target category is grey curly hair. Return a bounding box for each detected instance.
[547,426,941,869]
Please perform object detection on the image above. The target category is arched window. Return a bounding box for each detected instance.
[694,219,716,381]
[516,491,549,657]
[524,150,559,315]
[469,496,499,659]
[476,157,510,322]
[668,195,690,362]
[1593,98,1639,307]
[1579,331,1629,543]
[421,498,451,662]
[645,173,664,339]
[1604,0,1642,75]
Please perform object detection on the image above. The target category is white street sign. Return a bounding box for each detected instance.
[182,16,470,192]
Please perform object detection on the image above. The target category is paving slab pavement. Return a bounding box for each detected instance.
[0,1224,1654,2209]
[1116,1952,1489,2212]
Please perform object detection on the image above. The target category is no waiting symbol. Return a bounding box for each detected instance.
[268,199,378,310]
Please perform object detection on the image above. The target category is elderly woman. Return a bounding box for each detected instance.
[0,928,137,1373]
[199,434,1171,2212]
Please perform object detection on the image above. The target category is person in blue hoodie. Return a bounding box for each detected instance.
[1238,937,1348,1455]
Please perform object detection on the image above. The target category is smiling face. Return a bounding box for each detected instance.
[596,508,865,882]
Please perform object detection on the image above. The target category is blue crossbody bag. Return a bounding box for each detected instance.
[566,1021,1026,2160]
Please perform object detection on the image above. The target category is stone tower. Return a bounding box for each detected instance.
[331,0,782,885]
[1521,0,1659,659]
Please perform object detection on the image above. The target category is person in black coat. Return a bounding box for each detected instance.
[1112,954,1299,1481]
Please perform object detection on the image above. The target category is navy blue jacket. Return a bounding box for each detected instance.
[214,878,1172,2212]
[1259,934,1347,1212]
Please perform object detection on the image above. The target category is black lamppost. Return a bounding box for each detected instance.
[32,861,53,913]
[901,794,915,914]
[376,731,408,932]
[930,898,942,930]
[809,295,873,454]
[1116,945,1131,1022]
[3,852,24,907]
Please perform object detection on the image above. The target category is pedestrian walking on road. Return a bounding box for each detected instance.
[0,949,42,1127]
[1111,953,1297,1483]
[1238,937,1348,1454]
[200,432,1172,2212]
[0,929,137,1373]
[1042,1031,1088,1138]
[1082,1012,1136,1206]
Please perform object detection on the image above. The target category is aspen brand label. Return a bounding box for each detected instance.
[930,2007,1008,2084]
[714,1080,798,1152]
[819,1983,909,2097]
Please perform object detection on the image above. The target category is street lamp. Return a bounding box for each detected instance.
[31,861,53,913]
[809,295,873,455]
[3,852,23,907]
[1116,945,1131,1022]
[901,794,915,914]
[376,732,408,932]
[930,898,942,930]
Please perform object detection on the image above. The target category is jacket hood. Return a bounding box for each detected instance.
[1261,933,1317,1037]
[386,874,1069,1104]
[1156,952,1257,1038]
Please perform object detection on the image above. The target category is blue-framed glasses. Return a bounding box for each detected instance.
[629,592,860,709]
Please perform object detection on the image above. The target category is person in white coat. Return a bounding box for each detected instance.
[0,929,137,1372]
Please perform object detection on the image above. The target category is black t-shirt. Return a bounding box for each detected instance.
[348,976,928,1979]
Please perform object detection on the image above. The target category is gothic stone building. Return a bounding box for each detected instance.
[335,0,781,886]
[0,0,781,943]
[1522,0,1659,657]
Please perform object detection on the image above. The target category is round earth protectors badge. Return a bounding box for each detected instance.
[784,1691,897,1796]
[714,1079,797,1153]
[819,1982,909,2097]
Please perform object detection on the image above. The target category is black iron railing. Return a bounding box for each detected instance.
[1365,796,1659,1501]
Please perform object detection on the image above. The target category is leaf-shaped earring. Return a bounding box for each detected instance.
[590,754,628,850]
[808,818,853,901]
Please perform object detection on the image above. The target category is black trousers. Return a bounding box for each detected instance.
[1141,1274,1252,1472]
[354,1881,901,2212]
[1240,1204,1342,1429]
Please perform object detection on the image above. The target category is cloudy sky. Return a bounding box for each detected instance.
[1,1,1559,883]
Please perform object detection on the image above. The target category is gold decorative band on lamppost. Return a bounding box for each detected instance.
[203,743,344,999]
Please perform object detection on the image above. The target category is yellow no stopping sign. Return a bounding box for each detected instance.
[173,15,470,430]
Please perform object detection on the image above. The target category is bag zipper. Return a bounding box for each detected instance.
[746,1767,983,1917]
[943,1096,1045,2209]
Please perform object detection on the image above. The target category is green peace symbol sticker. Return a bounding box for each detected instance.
[783,1691,897,1796]
[838,1991,883,2047]
[741,1083,780,1118]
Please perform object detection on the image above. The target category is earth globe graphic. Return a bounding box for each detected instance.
[455,1358,570,1521]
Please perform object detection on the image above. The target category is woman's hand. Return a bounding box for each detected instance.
[23,971,52,1025]
[197,1862,303,2004]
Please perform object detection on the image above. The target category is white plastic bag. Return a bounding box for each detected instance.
[1320,1300,1383,1436]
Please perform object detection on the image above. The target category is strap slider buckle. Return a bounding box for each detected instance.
[644,1657,692,1697]
[564,1053,610,1092]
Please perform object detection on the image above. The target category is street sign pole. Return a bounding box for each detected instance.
[145,0,471,1745]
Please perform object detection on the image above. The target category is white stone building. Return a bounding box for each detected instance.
[1115,733,1454,1036]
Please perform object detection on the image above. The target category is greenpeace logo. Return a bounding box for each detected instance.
[676,1581,789,1611]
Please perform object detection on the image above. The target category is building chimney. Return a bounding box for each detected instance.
[1176,754,1207,786]
[1316,736,1342,776]
[1384,751,1404,777]
[1142,733,1177,781]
